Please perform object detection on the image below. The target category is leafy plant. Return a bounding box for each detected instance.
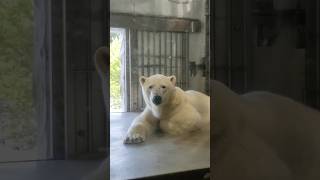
[0,0,36,151]
[110,34,122,111]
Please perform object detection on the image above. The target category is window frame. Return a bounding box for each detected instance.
[33,0,108,160]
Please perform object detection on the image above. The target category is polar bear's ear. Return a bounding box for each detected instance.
[94,46,109,79]
[169,75,176,86]
[139,76,147,85]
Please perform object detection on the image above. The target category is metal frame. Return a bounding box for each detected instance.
[32,0,107,160]
[63,0,107,159]
[129,29,190,111]
[316,0,320,108]
[305,0,320,109]
[111,12,201,33]
[112,13,197,112]
[110,28,128,112]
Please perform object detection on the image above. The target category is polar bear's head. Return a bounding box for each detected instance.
[139,74,176,107]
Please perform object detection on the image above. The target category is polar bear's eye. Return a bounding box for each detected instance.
[161,85,166,89]
[149,85,153,89]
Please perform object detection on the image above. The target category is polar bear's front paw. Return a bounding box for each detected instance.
[123,125,147,144]
[124,133,145,144]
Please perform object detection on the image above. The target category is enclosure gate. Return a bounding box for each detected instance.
[129,30,189,112]
[110,13,201,112]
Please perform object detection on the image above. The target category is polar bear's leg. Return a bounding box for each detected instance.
[124,109,158,144]
[124,127,146,143]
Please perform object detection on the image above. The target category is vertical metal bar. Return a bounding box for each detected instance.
[141,30,145,76]
[140,30,145,110]
[129,29,133,111]
[205,0,210,94]
[243,0,248,92]
[305,0,314,107]
[130,29,139,111]
[178,33,182,87]
[227,0,232,87]
[153,32,156,75]
[141,30,145,109]
[175,33,179,86]
[136,30,140,111]
[147,31,150,76]
[181,32,184,88]
[305,0,310,105]
[164,32,167,75]
[159,32,162,74]
[135,30,138,111]
[170,32,173,75]
[317,0,320,108]
[126,29,130,111]
[181,32,186,88]
[186,32,189,88]
[87,11,92,150]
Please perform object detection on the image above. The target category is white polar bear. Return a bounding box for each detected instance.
[124,74,210,144]
[213,80,320,179]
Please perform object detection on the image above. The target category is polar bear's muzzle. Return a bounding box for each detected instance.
[152,95,162,105]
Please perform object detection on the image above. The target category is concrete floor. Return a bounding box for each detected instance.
[0,112,209,180]
[110,112,210,180]
[0,160,103,180]
[0,145,38,162]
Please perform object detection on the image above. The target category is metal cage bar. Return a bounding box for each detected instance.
[153,32,156,74]
[159,32,162,74]
[175,33,179,87]
[185,32,190,88]
[164,32,168,75]
[130,30,189,111]
[317,0,320,107]
[147,31,150,76]
[170,32,173,75]
[181,32,186,87]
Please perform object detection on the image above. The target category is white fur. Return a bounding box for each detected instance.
[124,74,210,144]
[213,80,320,179]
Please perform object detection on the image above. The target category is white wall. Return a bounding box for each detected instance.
[111,0,204,19]
[111,0,207,92]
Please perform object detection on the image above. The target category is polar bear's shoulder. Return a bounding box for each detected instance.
[174,87,209,100]
[175,88,210,114]
[185,90,209,97]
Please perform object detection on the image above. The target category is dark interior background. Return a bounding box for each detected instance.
[33,0,108,160]
[214,0,320,110]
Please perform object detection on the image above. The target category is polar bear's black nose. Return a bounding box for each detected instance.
[152,96,162,105]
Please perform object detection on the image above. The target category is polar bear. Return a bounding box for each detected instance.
[213,80,320,179]
[124,74,210,144]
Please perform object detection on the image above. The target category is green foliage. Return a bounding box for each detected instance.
[110,35,122,110]
[0,0,36,150]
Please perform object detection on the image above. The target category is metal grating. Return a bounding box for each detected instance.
[129,30,189,112]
